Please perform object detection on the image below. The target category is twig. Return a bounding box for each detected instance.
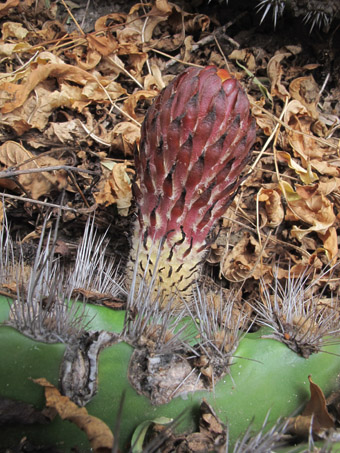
[60,0,85,36]
[0,51,40,79]
[159,13,246,69]
[0,166,100,179]
[0,192,97,213]
[242,97,289,184]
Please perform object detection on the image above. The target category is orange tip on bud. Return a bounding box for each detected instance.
[216,68,232,82]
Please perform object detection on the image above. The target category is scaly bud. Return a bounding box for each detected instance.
[129,66,256,305]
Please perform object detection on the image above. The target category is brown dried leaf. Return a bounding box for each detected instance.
[289,75,320,119]
[45,120,88,144]
[284,100,333,161]
[33,378,113,453]
[87,33,118,57]
[123,90,159,121]
[318,227,338,261]
[0,141,68,199]
[111,121,141,155]
[251,97,276,136]
[221,233,270,281]
[0,54,126,115]
[267,52,291,100]
[2,21,29,40]
[229,49,256,72]
[277,151,318,184]
[0,0,20,18]
[0,41,31,57]
[289,376,334,438]
[280,181,335,240]
[93,162,133,215]
[258,188,284,227]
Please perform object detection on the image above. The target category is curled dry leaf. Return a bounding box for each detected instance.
[258,188,284,227]
[0,0,21,18]
[0,41,31,57]
[86,33,118,57]
[289,75,320,120]
[0,141,68,199]
[2,21,29,40]
[277,151,318,184]
[280,181,335,241]
[0,53,127,135]
[111,121,141,155]
[45,119,89,144]
[284,100,333,162]
[228,49,256,72]
[267,52,291,100]
[318,227,338,262]
[93,161,133,216]
[123,90,159,122]
[288,376,334,439]
[33,378,113,453]
[251,97,276,136]
[221,232,270,282]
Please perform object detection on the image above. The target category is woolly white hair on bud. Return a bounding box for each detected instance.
[254,264,340,357]
[67,217,125,300]
[5,212,89,343]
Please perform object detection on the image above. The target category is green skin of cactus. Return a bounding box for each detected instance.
[129,66,256,304]
[1,298,340,452]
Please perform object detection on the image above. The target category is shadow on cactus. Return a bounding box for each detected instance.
[1,66,340,452]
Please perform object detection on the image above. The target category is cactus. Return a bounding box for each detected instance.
[129,65,255,305]
[1,67,340,452]
[209,0,339,31]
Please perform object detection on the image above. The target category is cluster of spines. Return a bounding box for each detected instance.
[1,212,123,343]
[253,265,340,357]
[213,0,339,31]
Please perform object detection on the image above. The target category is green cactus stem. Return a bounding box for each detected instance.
[1,299,340,451]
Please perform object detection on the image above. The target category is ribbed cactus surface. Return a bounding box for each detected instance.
[130,66,256,304]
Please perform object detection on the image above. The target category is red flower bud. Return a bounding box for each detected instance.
[130,66,256,305]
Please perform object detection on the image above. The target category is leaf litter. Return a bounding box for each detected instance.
[0,0,340,450]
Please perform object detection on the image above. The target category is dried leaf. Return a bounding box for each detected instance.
[0,0,20,18]
[221,233,270,281]
[0,54,126,115]
[229,49,256,72]
[251,97,276,135]
[318,227,338,261]
[289,75,319,119]
[87,33,118,57]
[2,21,29,40]
[0,141,68,199]
[93,162,133,215]
[277,151,318,184]
[111,121,141,155]
[123,90,159,121]
[34,378,113,453]
[258,188,284,227]
[289,376,334,438]
[280,181,335,240]
[267,52,291,100]
[284,100,333,161]
[0,41,31,56]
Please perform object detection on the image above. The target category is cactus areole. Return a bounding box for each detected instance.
[130,66,256,303]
